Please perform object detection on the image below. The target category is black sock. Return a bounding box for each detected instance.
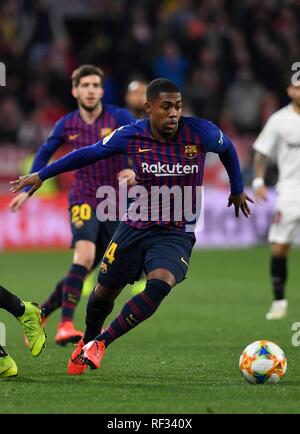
[271,256,287,300]
[61,264,88,322]
[0,345,8,357]
[84,289,114,343]
[98,279,171,347]
[0,285,25,317]
[41,278,64,317]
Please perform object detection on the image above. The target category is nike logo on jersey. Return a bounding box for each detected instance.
[218,130,224,146]
[181,257,189,267]
[126,314,139,327]
[129,314,139,323]
[69,134,79,140]
[138,148,152,153]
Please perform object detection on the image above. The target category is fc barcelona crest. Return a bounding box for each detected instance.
[100,261,108,274]
[184,145,197,159]
[74,220,83,229]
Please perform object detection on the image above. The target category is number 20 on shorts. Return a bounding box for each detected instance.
[71,204,91,223]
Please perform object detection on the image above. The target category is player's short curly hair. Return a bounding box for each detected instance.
[71,65,104,87]
[146,78,180,102]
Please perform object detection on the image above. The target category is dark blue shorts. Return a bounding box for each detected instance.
[98,222,195,288]
[69,203,119,267]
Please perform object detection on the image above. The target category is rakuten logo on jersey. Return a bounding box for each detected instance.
[141,162,198,176]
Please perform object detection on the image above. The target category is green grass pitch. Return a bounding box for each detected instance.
[0,247,300,414]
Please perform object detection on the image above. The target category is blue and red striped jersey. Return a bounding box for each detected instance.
[39,116,244,232]
[27,104,135,208]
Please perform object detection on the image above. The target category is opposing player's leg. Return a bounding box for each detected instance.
[266,242,290,320]
[0,345,18,378]
[0,284,46,357]
[18,302,46,356]
[266,208,298,319]
[0,284,25,317]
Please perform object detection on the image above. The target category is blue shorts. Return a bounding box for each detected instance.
[98,222,195,288]
[69,203,119,267]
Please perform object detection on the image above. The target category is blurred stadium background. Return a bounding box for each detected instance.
[1,0,300,414]
[1,0,300,249]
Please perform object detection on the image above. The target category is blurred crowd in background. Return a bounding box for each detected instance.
[0,0,299,189]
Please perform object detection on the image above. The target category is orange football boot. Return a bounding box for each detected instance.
[81,340,106,370]
[67,339,88,375]
[55,321,83,346]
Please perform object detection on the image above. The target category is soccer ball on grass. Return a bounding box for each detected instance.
[239,340,287,384]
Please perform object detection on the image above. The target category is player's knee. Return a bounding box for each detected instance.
[272,243,290,257]
[73,240,96,270]
[94,282,121,303]
[74,254,95,270]
[147,268,176,287]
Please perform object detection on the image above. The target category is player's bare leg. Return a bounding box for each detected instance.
[51,240,96,345]
[266,242,290,320]
[79,270,175,370]
[67,269,176,373]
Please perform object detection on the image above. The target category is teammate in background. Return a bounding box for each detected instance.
[252,80,300,319]
[10,78,253,374]
[9,65,136,345]
[125,80,147,119]
[84,78,148,297]
[0,284,45,378]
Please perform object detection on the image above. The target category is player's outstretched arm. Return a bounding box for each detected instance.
[8,118,65,210]
[189,118,254,218]
[10,127,128,196]
[10,173,43,196]
[9,143,108,196]
[227,192,254,218]
[217,135,254,218]
[9,191,30,212]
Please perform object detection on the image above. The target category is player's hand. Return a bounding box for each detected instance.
[8,191,30,212]
[10,173,43,196]
[118,168,136,187]
[227,191,254,218]
[254,185,268,203]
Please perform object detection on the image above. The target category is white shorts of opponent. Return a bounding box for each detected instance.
[268,201,300,244]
